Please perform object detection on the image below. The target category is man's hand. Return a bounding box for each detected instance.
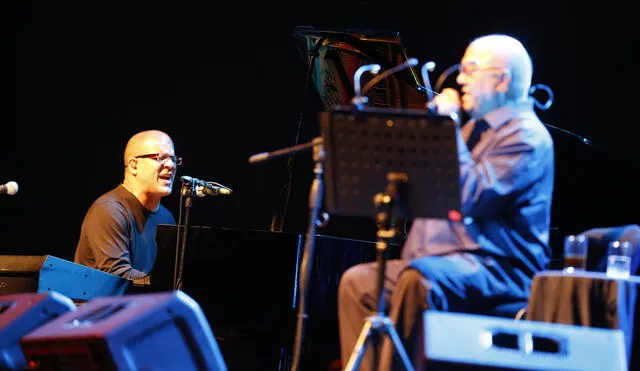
[433,88,461,120]
[132,275,151,287]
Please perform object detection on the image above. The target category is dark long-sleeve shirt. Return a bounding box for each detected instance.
[74,184,176,280]
[403,100,555,274]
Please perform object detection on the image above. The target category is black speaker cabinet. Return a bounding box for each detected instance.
[423,311,627,370]
[0,292,76,370]
[21,290,227,371]
[0,255,129,302]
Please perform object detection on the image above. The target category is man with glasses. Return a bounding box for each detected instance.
[74,130,180,283]
[337,34,555,370]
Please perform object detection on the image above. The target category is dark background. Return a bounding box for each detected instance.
[4,2,640,369]
[4,2,638,258]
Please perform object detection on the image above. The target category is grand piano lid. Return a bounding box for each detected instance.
[292,25,427,111]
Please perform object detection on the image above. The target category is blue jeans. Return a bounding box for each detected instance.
[337,252,533,370]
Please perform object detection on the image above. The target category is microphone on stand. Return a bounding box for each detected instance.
[351,63,381,110]
[180,176,232,197]
[420,60,437,114]
[0,181,19,195]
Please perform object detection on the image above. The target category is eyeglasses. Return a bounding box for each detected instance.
[134,153,182,166]
[458,62,506,76]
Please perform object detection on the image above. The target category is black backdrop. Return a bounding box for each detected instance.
[4,2,639,260]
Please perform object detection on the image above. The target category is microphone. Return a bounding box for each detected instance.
[180,176,232,197]
[0,181,18,195]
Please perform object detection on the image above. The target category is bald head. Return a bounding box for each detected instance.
[467,34,533,101]
[123,130,173,167]
[121,129,177,210]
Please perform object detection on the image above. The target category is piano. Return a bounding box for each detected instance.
[153,225,401,371]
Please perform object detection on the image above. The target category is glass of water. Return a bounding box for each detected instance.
[606,240,633,279]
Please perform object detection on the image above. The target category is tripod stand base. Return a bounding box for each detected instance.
[344,314,414,371]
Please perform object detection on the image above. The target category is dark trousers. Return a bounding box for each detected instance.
[337,252,532,370]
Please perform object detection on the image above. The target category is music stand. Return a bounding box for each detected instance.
[319,106,462,370]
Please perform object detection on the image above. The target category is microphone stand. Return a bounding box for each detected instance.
[173,181,195,291]
[249,137,325,371]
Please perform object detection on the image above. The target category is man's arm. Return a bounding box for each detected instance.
[83,201,148,280]
[458,122,552,218]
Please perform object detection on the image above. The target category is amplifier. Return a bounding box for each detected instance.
[21,290,227,371]
[422,311,627,370]
[0,292,76,370]
[0,255,129,301]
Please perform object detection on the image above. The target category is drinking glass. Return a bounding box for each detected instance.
[606,240,632,279]
[563,234,588,272]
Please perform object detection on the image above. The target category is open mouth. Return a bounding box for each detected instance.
[158,174,173,183]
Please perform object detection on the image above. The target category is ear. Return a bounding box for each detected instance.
[128,158,139,176]
[496,71,511,93]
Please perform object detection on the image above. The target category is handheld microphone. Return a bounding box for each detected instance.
[180,176,232,197]
[0,181,19,195]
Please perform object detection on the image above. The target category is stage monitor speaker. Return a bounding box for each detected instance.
[21,290,227,371]
[0,255,129,302]
[0,292,76,370]
[423,311,627,371]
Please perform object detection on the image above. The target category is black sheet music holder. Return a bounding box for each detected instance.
[320,106,462,221]
[320,105,462,370]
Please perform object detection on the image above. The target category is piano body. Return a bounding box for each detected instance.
[153,225,400,371]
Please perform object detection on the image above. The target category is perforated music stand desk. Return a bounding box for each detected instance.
[320,105,462,370]
[319,105,462,221]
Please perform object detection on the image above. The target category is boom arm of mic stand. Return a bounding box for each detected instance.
[249,137,324,164]
[544,123,593,146]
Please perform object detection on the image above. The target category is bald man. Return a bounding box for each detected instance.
[74,130,178,281]
[337,34,555,370]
